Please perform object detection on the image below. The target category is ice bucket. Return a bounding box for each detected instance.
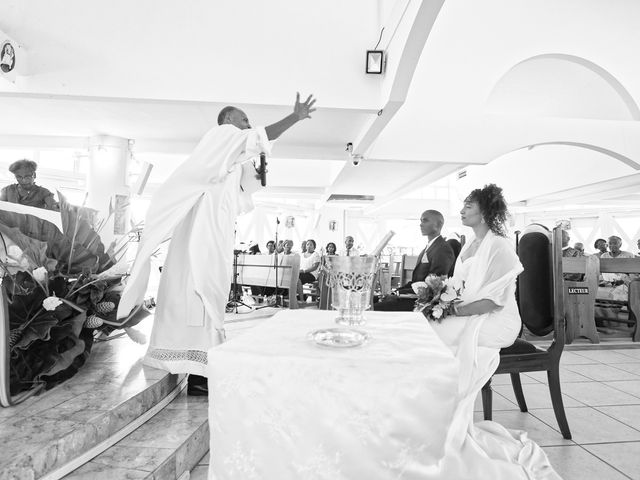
[323,255,379,326]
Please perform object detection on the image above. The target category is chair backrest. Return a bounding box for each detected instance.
[401,255,419,285]
[517,225,564,341]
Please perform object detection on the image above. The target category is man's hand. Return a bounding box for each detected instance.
[294,92,316,120]
[265,93,317,140]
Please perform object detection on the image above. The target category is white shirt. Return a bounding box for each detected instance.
[300,251,321,279]
[420,235,441,263]
[339,247,361,256]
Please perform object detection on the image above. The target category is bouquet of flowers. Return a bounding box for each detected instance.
[412,274,463,322]
[1,193,147,401]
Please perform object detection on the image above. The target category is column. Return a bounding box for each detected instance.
[87,135,130,249]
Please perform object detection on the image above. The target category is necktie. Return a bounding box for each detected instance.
[347,249,350,256]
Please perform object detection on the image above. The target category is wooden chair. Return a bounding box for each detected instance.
[235,254,300,309]
[597,257,640,342]
[482,225,571,439]
[388,254,405,290]
[400,255,419,287]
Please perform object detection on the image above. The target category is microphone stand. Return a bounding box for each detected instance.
[227,223,251,314]
[273,216,283,308]
[255,216,285,309]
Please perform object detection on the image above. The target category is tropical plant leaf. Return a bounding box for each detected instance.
[13,312,59,350]
[58,191,106,257]
[0,208,104,273]
[0,221,52,269]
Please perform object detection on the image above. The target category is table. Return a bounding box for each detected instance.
[208,310,459,480]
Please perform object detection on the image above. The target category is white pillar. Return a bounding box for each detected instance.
[87,135,130,249]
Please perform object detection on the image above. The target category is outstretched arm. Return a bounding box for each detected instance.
[265,92,316,140]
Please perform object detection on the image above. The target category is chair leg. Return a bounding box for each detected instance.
[481,378,493,421]
[510,372,528,413]
[547,366,572,439]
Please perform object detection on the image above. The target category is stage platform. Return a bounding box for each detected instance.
[0,308,278,480]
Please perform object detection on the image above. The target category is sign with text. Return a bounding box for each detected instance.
[568,287,589,295]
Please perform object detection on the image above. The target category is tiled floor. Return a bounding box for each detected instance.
[475,348,640,480]
[192,347,640,479]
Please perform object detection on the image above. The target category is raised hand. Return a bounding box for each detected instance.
[294,92,316,120]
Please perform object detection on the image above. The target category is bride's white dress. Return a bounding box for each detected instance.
[428,230,561,479]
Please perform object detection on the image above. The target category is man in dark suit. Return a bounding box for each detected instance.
[375,209,455,311]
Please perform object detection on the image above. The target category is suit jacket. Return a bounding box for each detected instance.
[398,236,455,293]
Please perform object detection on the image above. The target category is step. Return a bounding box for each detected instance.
[63,388,209,480]
[0,333,181,480]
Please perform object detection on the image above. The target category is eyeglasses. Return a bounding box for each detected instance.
[15,174,34,180]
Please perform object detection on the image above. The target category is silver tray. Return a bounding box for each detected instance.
[309,328,369,348]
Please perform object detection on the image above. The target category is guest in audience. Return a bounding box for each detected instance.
[247,243,261,255]
[300,240,307,254]
[562,230,583,281]
[598,235,637,301]
[601,235,635,286]
[375,209,455,311]
[282,239,295,255]
[275,239,285,254]
[264,240,276,255]
[594,238,608,257]
[0,159,58,210]
[325,242,337,255]
[636,238,640,257]
[574,242,585,255]
[339,235,360,256]
[298,239,321,300]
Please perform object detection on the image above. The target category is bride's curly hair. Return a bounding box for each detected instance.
[465,184,509,237]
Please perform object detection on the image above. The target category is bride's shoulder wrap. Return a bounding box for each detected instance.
[459,230,523,306]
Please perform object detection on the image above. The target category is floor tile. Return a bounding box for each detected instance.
[571,350,638,364]
[65,461,149,479]
[560,351,600,365]
[190,465,208,480]
[532,406,640,444]
[542,445,629,480]
[616,349,640,360]
[473,390,517,412]
[595,404,640,430]
[583,441,640,480]
[525,368,592,384]
[561,381,640,406]
[198,451,210,465]
[490,372,540,385]
[611,362,640,376]
[604,380,640,399]
[564,364,640,382]
[492,382,584,409]
[473,410,573,447]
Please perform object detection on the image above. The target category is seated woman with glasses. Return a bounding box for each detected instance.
[0,159,58,210]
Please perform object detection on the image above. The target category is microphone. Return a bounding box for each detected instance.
[259,152,267,187]
[276,217,280,225]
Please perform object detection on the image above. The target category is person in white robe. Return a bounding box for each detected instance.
[428,184,561,479]
[117,93,316,393]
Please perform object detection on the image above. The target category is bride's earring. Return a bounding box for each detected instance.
[481,218,486,224]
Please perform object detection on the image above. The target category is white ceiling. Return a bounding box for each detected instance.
[1,0,639,221]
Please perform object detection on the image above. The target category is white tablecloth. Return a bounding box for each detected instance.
[208,310,459,480]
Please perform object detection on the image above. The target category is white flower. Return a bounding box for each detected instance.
[32,266,48,284]
[411,282,428,295]
[440,288,458,303]
[447,277,464,293]
[6,245,23,261]
[431,305,443,319]
[42,296,63,311]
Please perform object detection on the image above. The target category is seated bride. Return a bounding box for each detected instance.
[428,184,560,479]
